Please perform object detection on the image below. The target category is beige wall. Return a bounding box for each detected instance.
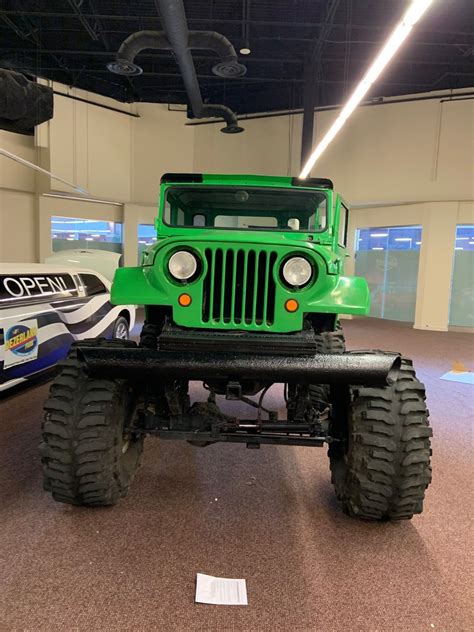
[0,131,37,262]
[0,189,37,262]
[46,85,133,201]
[193,113,302,177]
[193,92,473,205]
[0,130,36,193]
[131,104,193,205]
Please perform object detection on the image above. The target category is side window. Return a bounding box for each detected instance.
[309,198,327,231]
[339,202,349,247]
[80,274,107,296]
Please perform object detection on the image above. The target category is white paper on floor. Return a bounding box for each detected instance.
[195,573,248,605]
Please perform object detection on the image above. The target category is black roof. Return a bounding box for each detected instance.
[1,0,473,115]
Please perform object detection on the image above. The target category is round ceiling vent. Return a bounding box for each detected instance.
[212,62,247,79]
[221,124,244,134]
[106,60,143,76]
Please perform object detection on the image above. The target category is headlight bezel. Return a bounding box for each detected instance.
[280,255,314,289]
[168,249,200,283]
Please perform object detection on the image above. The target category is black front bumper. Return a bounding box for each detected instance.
[77,345,400,386]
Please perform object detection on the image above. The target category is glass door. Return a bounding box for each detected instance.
[355,225,422,322]
[449,224,474,327]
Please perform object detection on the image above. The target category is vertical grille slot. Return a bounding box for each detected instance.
[212,249,223,321]
[202,248,213,322]
[266,251,277,324]
[245,250,256,324]
[202,247,277,327]
[234,250,245,324]
[223,250,234,322]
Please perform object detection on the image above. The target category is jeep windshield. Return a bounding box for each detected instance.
[163,186,328,232]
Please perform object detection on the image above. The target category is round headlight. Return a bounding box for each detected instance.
[282,256,312,287]
[168,251,198,280]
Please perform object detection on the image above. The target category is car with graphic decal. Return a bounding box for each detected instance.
[0,263,135,392]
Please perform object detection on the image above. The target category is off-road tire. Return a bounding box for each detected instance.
[40,339,143,506]
[309,322,346,409]
[329,356,432,520]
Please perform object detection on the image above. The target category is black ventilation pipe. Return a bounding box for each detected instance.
[107,0,246,133]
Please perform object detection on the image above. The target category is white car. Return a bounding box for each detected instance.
[45,249,122,282]
[0,263,136,392]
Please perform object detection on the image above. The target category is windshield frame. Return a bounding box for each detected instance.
[159,185,330,234]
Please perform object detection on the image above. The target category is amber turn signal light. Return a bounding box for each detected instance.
[285,298,299,312]
[178,293,192,307]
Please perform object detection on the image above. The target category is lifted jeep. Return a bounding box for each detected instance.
[41,173,432,520]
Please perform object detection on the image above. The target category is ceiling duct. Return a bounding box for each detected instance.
[108,0,246,133]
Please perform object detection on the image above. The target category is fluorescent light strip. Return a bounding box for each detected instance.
[372,247,384,250]
[370,232,388,237]
[299,0,434,178]
[395,237,412,241]
[0,148,88,194]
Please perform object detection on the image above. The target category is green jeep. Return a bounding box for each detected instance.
[41,174,432,520]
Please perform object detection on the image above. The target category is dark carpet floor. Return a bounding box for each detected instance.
[0,318,473,631]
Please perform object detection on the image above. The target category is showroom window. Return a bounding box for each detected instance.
[137,224,157,263]
[51,217,123,254]
[355,225,422,322]
[449,224,474,327]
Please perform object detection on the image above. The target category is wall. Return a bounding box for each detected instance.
[193,91,473,205]
[46,84,133,201]
[193,113,302,177]
[131,104,193,205]
[0,189,37,262]
[0,130,37,262]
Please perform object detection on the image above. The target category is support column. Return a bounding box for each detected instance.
[123,203,139,267]
[414,202,458,331]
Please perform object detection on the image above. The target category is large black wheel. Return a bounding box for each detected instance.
[329,356,432,520]
[40,339,143,506]
[309,322,346,410]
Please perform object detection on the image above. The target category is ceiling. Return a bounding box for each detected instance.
[1,0,473,116]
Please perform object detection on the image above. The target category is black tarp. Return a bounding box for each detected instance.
[0,69,53,135]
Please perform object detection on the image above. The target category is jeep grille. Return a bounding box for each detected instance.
[202,248,278,326]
